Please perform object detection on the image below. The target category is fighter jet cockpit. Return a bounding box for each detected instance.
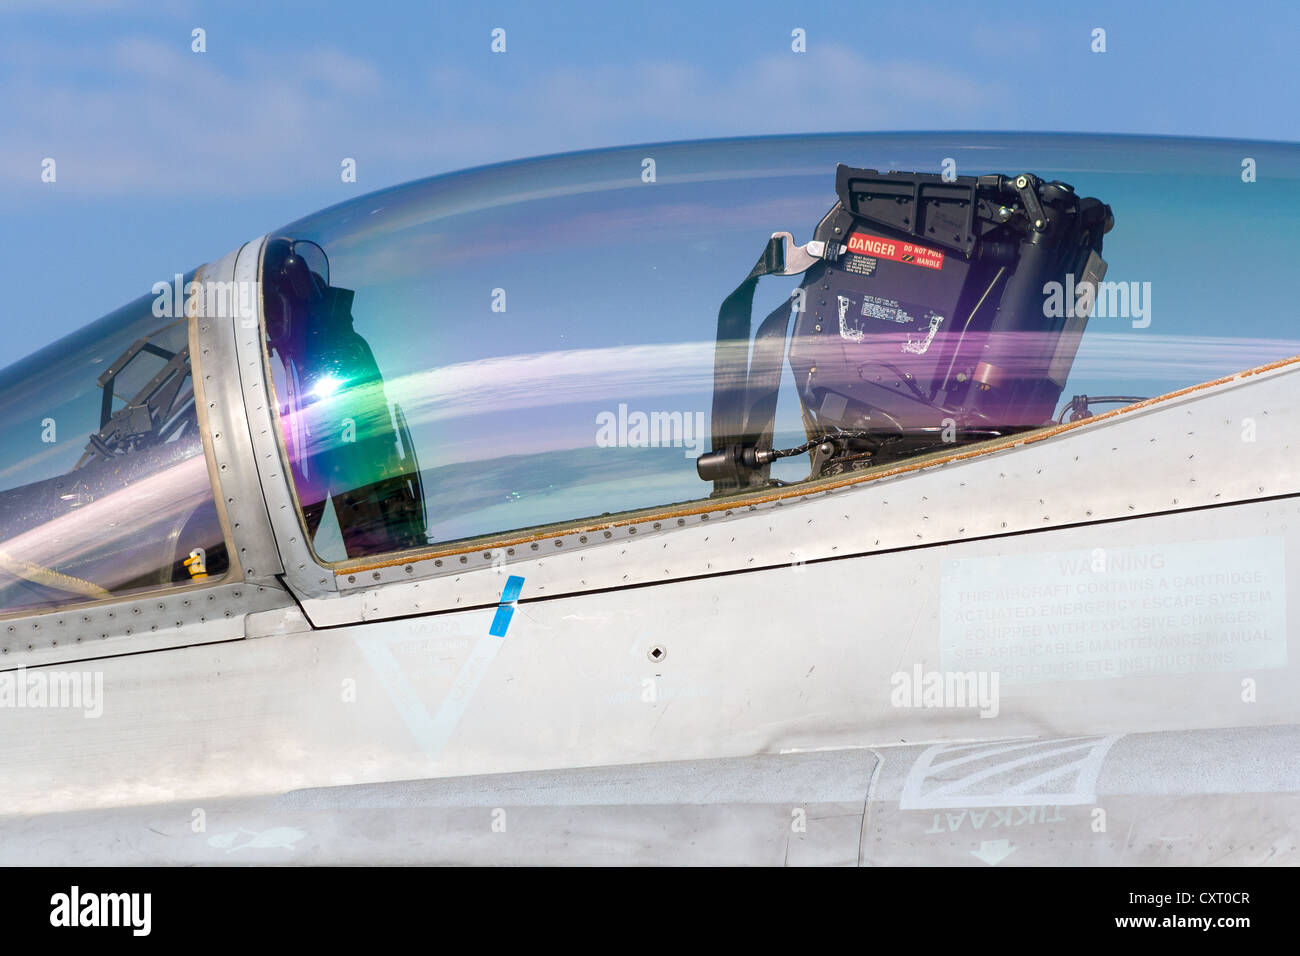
[1,133,1296,613]
[253,134,1297,572]
[1,132,1298,867]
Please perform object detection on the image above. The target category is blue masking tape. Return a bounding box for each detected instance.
[489,575,525,637]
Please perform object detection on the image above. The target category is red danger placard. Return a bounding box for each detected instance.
[846,232,945,270]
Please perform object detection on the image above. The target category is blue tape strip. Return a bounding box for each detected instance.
[498,575,525,604]
[489,575,526,637]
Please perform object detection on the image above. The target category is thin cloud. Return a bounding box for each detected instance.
[0,36,403,196]
[0,36,1010,198]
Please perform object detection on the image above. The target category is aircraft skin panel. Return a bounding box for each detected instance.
[862,726,1300,866]
[0,728,1295,865]
[0,492,1292,818]
[0,581,292,669]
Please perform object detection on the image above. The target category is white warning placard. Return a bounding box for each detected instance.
[940,537,1287,683]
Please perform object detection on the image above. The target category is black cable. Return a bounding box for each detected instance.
[1057,395,1149,423]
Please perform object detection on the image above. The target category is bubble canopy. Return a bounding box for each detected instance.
[260,132,1300,565]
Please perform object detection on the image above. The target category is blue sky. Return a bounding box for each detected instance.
[1,0,1298,363]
